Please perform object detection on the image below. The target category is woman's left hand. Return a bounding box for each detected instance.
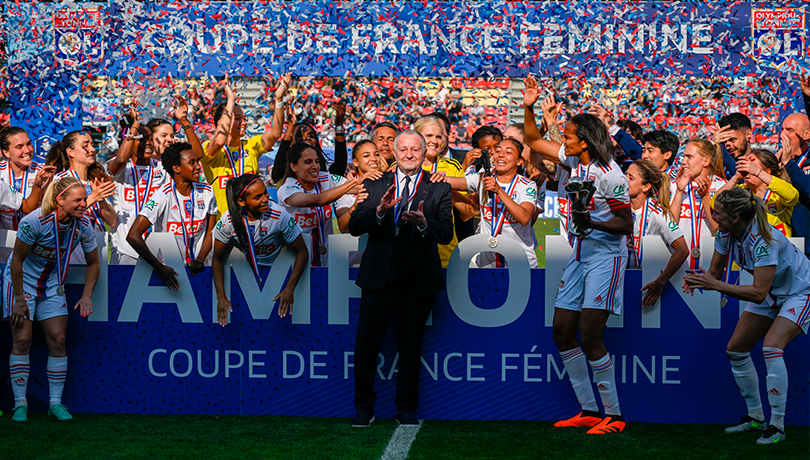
[74,295,93,318]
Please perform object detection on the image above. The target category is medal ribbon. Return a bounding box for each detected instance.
[223,143,246,177]
[172,182,196,264]
[633,198,651,267]
[68,169,104,231]
[53,209,77,293]
[394,169,424,228]
[313,179,329,253]
[242,214,262,286]
[490,174,520,238]
[130,159,154,214]
[687,182,703,268]
[8,165,30,227]
[762,188,772,204]
[796,147,810,169]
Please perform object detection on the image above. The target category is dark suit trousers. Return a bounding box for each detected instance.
[354,280,435,414]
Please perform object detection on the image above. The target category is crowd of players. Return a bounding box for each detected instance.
[1,70,810,444]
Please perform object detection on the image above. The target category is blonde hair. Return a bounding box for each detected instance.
[413,116,447,140]
[42,177,85,215]
[714,188,772,244]
[688,139,724,178]
[633,159,675,221]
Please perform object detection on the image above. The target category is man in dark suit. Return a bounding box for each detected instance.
[348,130,454,427]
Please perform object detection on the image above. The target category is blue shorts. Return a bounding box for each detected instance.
[555,256,627,316]
[2,276,67,322]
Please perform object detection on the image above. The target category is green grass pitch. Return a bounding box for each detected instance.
[1,414,807,459]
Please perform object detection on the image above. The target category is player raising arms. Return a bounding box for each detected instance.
[4,177,100,422]
[626,160,689,307]
[126,142,218,289]
[523,76,633,434]
[684,188,810,445]
[212,174,308,326]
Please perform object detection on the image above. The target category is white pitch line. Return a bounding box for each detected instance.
[380,423,422,460]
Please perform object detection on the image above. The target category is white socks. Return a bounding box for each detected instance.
[10,354,29,407]
[763,347,787,431]
[590,353,621,416]
[560,347,598,412]
[46,356,68,407]
[727,351,764,421]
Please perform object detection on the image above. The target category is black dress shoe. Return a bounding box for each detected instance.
[352,410,375,427]
[396,409,420,425]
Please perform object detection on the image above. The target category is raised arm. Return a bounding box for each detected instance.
[329,100,348,176]
[205,75,235,158]
[262,73,291,152]
[283,176,362,208]
[591,103,642,160]
[522,76,565,165]
[108,102,141,177]
[174,96,204,160]
[21,166,56,214]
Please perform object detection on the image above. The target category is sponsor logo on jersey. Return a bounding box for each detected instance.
[768,387,781,396]
[330,174,342,182]
[19,221,34,237]
[260,226,268,236]
[124,186,160,203]
[787,308,796,314]
[215,220,225,230]
[144,200,157,211]
[255,242,278,255]
[481,206,519,225]
[287,218,296,230]
[613,184,627,197]
[755,245,770,259]
[167,220,205,235]
[525,188,537,198]
[668,221,679,231]
[218,175,233,189]
[594,295,604,303]
[293,207,333,229]
[31,244,66,260]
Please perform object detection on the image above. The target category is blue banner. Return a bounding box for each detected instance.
[1,233,808,424]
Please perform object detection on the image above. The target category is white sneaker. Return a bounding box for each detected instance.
[725,416,767,433]
[756,426,786,445]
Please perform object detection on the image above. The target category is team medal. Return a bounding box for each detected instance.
[394,227,400,236]
[720,297,728,308]
[691,247,701,259]
[687,182,703,265]
[53,208,77,297]
[489,175,519,251]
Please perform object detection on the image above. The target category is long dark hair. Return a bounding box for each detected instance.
[569,113,614,167]
[285,143,320,180]
[46,130,109,181]
[226,173,263,247]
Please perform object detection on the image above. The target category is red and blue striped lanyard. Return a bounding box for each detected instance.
[172,182,196,264]
[632,198,651,267]
[490,174,519,238]
[313,179,329,252]
[687,181,703,266]
[130,159,154,214]
[241,213,262,286]
[223,143,245,177]
[53,209,77,293]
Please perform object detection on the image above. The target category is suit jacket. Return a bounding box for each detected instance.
[348,171,454,293]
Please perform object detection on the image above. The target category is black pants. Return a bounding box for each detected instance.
[353,282,435,414]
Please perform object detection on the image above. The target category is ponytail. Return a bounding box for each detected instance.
[715,188,772,244]
[225,173,261,247]
[689,139,723,178]
[42,177,84,215]
[633,159,675,222]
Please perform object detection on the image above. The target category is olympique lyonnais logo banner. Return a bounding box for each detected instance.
[752,7,806,69]
[53,7,104,68]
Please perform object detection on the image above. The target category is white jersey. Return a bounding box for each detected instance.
[107,159,171,258]
[671,175,727,269]
[558,147,630,262]
[715,218,810,304]
[139,181,218,262]
[0,161,38,230]
[277,172,347,264]
[213,204,303,267]
[3,209,97,298]
[628,200,684,268]
[53,169,107,231]
[465,172,539,268]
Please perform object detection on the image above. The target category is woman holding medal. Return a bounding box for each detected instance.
[277,143,371,266]
[523,75,632,434]
[212,174,308,326]
[683,188,810,445]
[0,126,57,230]
[669,139,727,269]
[3,176,100,422]
[443,138,539,267]
[126,143,218,289]
[714,149,797,237]
[47,131,118,232]
[625,160,689,307]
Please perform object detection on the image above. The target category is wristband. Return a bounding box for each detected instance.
[335,125,345,135]
[181,122,193,130]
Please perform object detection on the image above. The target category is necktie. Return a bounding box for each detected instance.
[401,175,411,212]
